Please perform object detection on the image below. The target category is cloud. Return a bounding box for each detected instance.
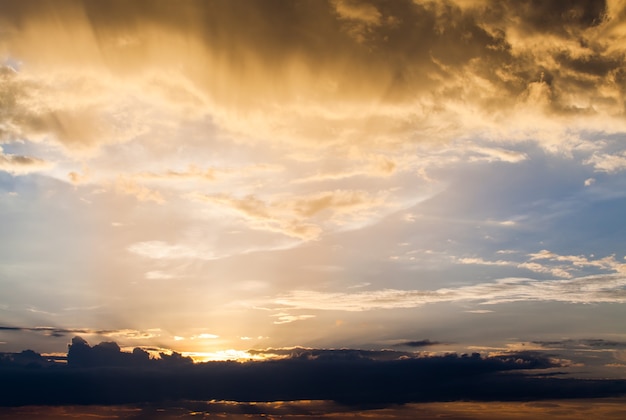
[292,155,398,184]
[1,3,626,395]
[132,165,217,182]
[457,257,513,267]
[144,270,173,280]
[1,0,625,158]
[271,313,316,325]
[0,0,624,268]
[127,238,303,262]
[187,189,387,240]
[332,0,382,26]
[331,0,384,44]
[0,65,156,155]
[264,273,626,312]
[531,338,626,350]
[113,177,165,204]
[467,146,528,163]
[293,190,383,219]
[0,326,160,339]
[128,241,215,260]
[393,339,445,348]
[457,250,626,278]
[585,152,626,172]
[528,250,626,274]
[0,146,52,175]
[584,177,596,186]
[192,333,219,340]
[246,347,418,361]
[66,336,192,368]
[6,337,594,406]
[187,192,322,240]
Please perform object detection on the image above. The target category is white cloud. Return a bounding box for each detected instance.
[457,251,626,279]
[496,250,518,254]
[193,333,219,340]
[271,313,316,325]
[128,241,215,260]
[457,257,512,267]
[516,262,572,278]
[468,146,528,163]
[128,239,304,263]
[145,270,174,280]
[585,152,626,173]
[529,250,626,274]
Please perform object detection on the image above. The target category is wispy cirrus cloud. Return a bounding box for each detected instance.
[271,313,316,325]
[261,274,626,312]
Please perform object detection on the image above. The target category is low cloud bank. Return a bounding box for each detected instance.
[1,337,626,406]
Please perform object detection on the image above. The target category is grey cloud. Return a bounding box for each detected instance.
[532,339,626,350]
[393,339,446,348]
[247,347,418,361]
[0,149,51,175]
[0,325,159,339]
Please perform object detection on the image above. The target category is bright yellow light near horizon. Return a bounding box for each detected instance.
[182,349,283,363]
[120,346,274,362]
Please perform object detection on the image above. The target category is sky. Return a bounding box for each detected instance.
[1,0,626,380]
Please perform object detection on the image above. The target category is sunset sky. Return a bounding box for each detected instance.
[1,0,626,377]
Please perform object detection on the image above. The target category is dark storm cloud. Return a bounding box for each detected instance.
[2,337,626,407]
[1,0,622,148]
[0,349,58,367]
[1,0,504,99]
[66,336,191,368]
[489,0,607,35]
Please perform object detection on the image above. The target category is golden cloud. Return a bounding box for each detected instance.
[1,0,624,155]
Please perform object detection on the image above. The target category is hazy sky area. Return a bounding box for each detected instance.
[1,0,626,387]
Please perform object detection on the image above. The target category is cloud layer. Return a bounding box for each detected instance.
[5,336,623,407]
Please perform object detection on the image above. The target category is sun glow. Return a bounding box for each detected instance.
[183,349,282,363]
